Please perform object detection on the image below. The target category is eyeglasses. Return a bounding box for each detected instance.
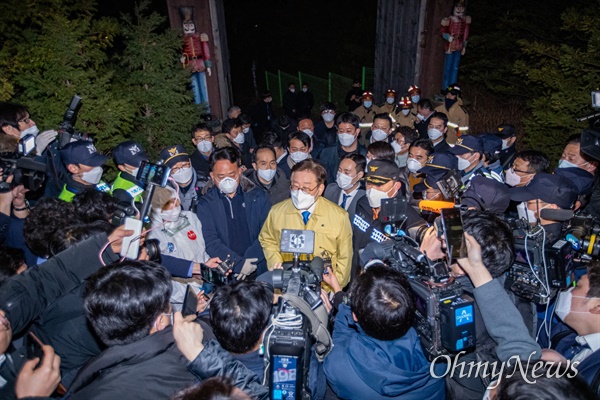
[290,184,319,194]
[510,166,531,175]
[161,312,174,325]
[18,117,31,124]
[170,162,191,174]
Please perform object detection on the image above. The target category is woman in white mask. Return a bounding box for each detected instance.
[159,144,198,211]
[392,127,418,168]
[285,131,312,173]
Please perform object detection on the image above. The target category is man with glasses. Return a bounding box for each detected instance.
[504,150,549,188]
[160,144,200,212]
[197,147,271,280]
[259,159,353,291]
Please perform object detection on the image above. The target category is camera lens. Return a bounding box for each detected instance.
[143,239,161,263]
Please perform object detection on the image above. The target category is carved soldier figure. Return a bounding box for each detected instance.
[441,0,471,91]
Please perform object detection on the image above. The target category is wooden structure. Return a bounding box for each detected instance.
[374,0,454,100]
[165,0,232,119]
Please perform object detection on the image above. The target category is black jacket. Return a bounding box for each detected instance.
[297,91,314,116]
[433,139,451,153]
[244,168,290,206]
[0,234,120,375]
[415,114,432,140]
[314,120,337,148]
[318,143,367,185]
[283,90,298,118]
[190,149,212,187]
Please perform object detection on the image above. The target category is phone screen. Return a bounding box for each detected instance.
[137,161,171,187]
[271,355,298,400]
[441,208,467,261]
[200,263,227,286]
[182,285,198,317]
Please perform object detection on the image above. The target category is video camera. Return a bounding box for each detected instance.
[257,229,332,400]
[362,199,476,360]
[0,134,47,193]
[564,214,600,261]
[504,222,574,305]
[57,95,93,149]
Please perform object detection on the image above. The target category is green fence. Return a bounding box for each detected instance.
[265,67,373,115]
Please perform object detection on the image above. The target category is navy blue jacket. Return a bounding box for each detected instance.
[324,304,446,400]
[318,143,367,185]
[197,177,271,275]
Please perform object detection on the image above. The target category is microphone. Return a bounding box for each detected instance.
[540,209,574,222]
[310,256,324,280]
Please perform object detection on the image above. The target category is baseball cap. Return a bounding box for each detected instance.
[461,176,510,214]
[495,124,517,139]
[113,140,149,168]
[60,141,107,167]
[160,144,190,168]
[554,167,595,195]
[419,152,459,175]
[413,168,447,192]
[365,159,400,185]
[509,172,578,209]
[479,134,502,155]
[449,136,483,155]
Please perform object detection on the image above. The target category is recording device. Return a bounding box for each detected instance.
[360,239,476,360]
[0,135,47,193]
[57,95,93,149]
[436,169,464,199]
[505,225,574,304]
[26,332,44,364]
[440,208,467,263]
[120,161,171,260]
[578,90,600,160]
[182,285,198,317]
[136,161,171,188]
[564,214,600,261]
[200,256,233,286]
[258,230,332,400]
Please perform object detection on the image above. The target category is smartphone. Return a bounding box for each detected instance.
[182,285,198,317]
[26,332,44,363]
[440,208,467,262]
[136,161,171,187]
[200,263,228,286]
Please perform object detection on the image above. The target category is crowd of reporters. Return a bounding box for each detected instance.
[0,93,598,400]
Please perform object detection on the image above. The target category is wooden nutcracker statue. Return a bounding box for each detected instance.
[179,6,213,110]
[440,0,470,91]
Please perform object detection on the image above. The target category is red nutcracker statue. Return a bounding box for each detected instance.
[179,6,213,110]
[441,0,470,91]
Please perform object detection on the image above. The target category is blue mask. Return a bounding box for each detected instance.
[363,101,372,109]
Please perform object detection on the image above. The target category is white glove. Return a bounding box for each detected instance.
[235,258,258,280]
[35,130,58,154]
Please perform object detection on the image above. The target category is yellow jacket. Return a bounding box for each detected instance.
[259,197,353,289]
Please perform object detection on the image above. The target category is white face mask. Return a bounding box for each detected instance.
[233,132,245,144]
[457,155,472,171]
[258,168,276,183]
[338,133,356,147]
[366,186,396,208]
[554,286,598,322]
[291,189,317,210]
[302,87,308,93]
[427,128,444,141]
[406,158,423,174]
[20,125,39,138]
[390,141,402,154]
[386,97,395,104]
[290,151,309,163]
[395,152,409,168]
[411,95,420,104]
[218,177,238,194]
[504,168,522,187]
[517,202,537,223]
[501,138,511,150]
[558,159,585,170]
[242,127,250,134]
[322,113,335,123]
[131,167,139,179]
[363,101,373,109]
[302,129,314,138]
[417,113,425,121]
[401,109,411,116]
[336,172,356,190]
[371,129,388,142]
[196,140,213,153]
[290,88,295,93]
[160,205,181,222]
[81,166,103,185]
[172,166,194,184]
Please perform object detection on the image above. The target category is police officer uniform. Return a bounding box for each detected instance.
[58,141,109,202]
